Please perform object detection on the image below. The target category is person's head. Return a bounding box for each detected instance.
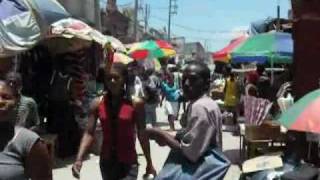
[5,72,22,96]
[246,71,259,85]
[257,65,265,76]
[143,69,154,79]
[0,75,19,122]
[128,61,143,76]
[105,62,128,97]
[182,61,211,101]
[0,57,14,79]
[225,65,232,77]
[248,85,258,97]
[166,73,174,86]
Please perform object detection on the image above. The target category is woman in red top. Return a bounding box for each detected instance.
[72,62,156,180]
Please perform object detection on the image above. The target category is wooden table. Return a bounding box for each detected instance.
[239,121,287,160]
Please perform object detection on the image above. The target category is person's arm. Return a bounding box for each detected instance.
[72,97,100,178]
[160,93,165,107]
[25,140,53,180]
[159,83,165,106]
[133,99,156,176]
[149,106,216,163]
[146,128,181,150]
[223,78,227,95]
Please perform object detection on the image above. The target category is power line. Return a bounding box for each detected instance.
[150,16,239,34]
[168,0,178,41]
[134,0,139,41]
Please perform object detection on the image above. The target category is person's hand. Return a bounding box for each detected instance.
[72,160,83,179]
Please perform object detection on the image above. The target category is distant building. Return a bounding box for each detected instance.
[288,9,293,19]
[170,37,186,65]
[100,0,132,43]
[184,42,206,62]
[204,52,214,65]
[171,37,185,54]
[101,10,131,43]
[57,0,101,29]
[148,28,167,40]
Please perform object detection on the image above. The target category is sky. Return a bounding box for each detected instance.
[100,0,291,52]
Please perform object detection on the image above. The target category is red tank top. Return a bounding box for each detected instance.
[98,97,137,164]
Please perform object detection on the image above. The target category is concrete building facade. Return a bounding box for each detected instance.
[57,0,101,29]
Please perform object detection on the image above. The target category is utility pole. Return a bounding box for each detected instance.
[276,0,281,31]
[144,4,150,33]
[168,0,178,42]
[134,0,139,41]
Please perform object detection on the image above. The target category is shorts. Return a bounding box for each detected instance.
[145,103,157,124]
[164,101,179,117]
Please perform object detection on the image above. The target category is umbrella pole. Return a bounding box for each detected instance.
[271,57,274,85]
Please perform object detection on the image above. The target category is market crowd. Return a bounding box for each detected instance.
[0,45,234,180]
[0,43,302,180]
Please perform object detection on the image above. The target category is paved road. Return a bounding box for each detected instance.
[53,106,242,180]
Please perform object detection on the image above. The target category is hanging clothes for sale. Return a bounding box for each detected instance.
[47,58,80,158]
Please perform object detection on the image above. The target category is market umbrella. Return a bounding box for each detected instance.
[0,0,70,57]
[278,89,320,133]
[212,35,247,63]
[49,18,126,52]
[113,52,133,65]
[128,40,176,60]
[231,32,293,64]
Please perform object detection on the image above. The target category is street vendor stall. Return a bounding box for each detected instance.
[22,18,129,158]
[1,6,129,158]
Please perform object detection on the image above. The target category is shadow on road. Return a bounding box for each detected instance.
[54,155,90,169]
[155,122,170,127]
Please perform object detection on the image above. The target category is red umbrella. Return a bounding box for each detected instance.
[212,35,247,63]
[129,40,176,60]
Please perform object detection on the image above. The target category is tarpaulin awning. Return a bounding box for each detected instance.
[48,18,127,54]
[0,0,70,57]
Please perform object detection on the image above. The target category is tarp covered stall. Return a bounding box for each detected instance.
[0,0,69,57]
